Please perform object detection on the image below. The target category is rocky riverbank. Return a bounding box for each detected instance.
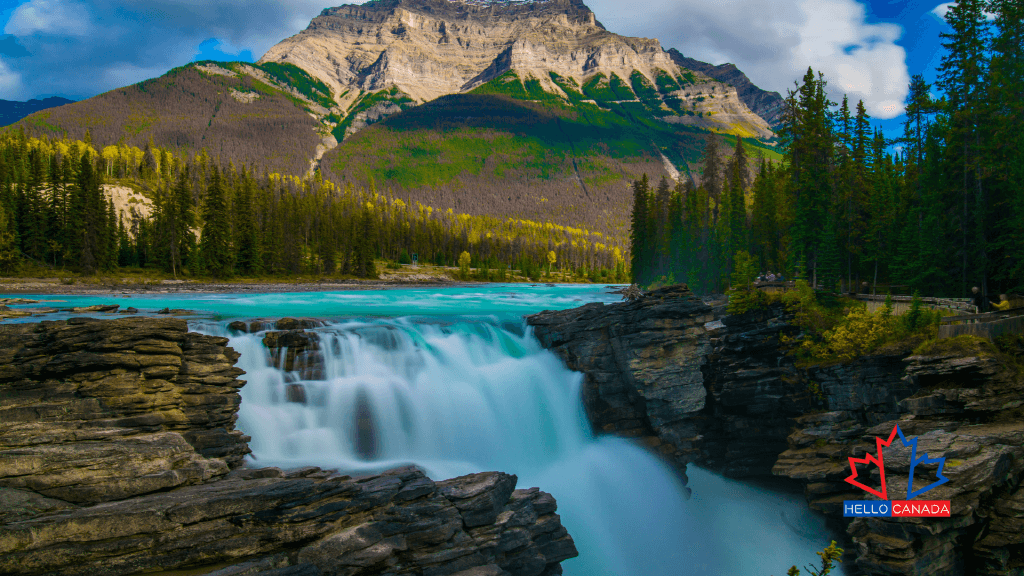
[0,317,577,576]
[527,285,1024,576]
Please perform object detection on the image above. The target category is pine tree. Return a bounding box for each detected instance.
[357,201,378,278]
[629,174,650,284]
[937,0,991,296]
[654,176,672,276]
[727,137,748,267]
[702,135,723,224]
[818,212,841,292]
[104,198,117,271]
[73,153,101,274]
[234,173,261,275]
[199,166,233,278]
[0,204,18,273]
[987,0,1024,291]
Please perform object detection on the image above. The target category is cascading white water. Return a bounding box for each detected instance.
[217,317,843,576]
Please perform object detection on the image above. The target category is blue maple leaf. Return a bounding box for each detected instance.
[896,426,949,500]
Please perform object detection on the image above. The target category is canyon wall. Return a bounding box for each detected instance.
[528,285,1024,576]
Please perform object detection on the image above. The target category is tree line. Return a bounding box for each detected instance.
[632,0,1022,300]
[0,131,627,281]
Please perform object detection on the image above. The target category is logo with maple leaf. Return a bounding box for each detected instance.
[844,424,949,500]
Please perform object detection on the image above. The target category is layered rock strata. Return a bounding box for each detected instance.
[0,316,251,494]
[0,317,577,576]
[667,49,784,126]
[260,0,773,139]
[527,284,714,474]
[1,465,575,576]
[773,352,1024,576]
[528,285,1024,575]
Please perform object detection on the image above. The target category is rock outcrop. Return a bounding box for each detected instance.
[0,316,251,497]
[773,350,1024,576]
[528,285,1024,575]
[667,49,784,126]
[528,284,713,474]
[0,317,577,576]
[1,465,575,576]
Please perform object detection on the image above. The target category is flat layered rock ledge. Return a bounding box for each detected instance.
[0,317,577,576]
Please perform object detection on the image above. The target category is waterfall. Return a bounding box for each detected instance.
[214,317,842,576]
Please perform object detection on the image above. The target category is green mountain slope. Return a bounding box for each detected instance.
[322,72,780,237]
[10,62,333,177]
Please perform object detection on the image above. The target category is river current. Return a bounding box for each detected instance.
[4,285,843,575]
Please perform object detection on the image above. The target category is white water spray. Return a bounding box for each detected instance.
[216,317,841,576]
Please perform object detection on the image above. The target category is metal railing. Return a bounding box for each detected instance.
[938,307,1024,340]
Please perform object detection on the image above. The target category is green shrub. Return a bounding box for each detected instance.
[727,250,768,314]
[787,287,943,364]
[786,541,843,576]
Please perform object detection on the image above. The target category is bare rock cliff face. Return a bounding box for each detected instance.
[0,317,577,576]
[260,0,773,139]
[527,285,714,475]
[667,49,784,126]
[527,286,1024,575]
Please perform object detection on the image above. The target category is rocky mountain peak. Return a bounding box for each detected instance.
[259,0,773,140]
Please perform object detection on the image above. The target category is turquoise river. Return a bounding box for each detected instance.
[2,284,844,576]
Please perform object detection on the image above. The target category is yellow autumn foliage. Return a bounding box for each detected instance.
[805,306,896,361]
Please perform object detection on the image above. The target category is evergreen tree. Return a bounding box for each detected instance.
[73,153,102,274]
[104,198,117,271]
[987,0,1024,291]
[702,134,723,224]
[0,204,18,273]
[199,166,233,278]
[818,212,841,292]
[727,137,748,267]
[234,173,261,275]
[654,176,672,275]
[629,174,650,284]
[937,0,991,296]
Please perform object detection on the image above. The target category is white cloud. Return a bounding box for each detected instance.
[931,2,956,19]
[0,0,334,99]
[587,0,911,119]
[100,62,179,90]
[0,57,25,100]
[929,2,996,21]
[4,0,92,37]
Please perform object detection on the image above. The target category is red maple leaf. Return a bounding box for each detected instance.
[844,425,901,500]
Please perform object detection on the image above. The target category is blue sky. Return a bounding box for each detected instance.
[0,0,958,139]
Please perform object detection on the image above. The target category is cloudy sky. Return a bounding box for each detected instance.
[0,0,957,134]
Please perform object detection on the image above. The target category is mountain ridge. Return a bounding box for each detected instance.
[259,0,773,141]
[666,49,784,126]
[0,97,75,127]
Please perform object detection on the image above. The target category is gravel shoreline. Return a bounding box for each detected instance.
[0,278,477,295]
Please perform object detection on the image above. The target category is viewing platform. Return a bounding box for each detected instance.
[753,281,1024,340]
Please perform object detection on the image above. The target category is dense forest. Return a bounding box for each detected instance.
[0,132,627,282]
[631,0,1022,300]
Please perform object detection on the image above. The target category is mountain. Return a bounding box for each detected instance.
[8,0,782,238]
[666,49,784,126]
[260,0,773,142]
[0,97,74,127]
[10,62,334,177]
